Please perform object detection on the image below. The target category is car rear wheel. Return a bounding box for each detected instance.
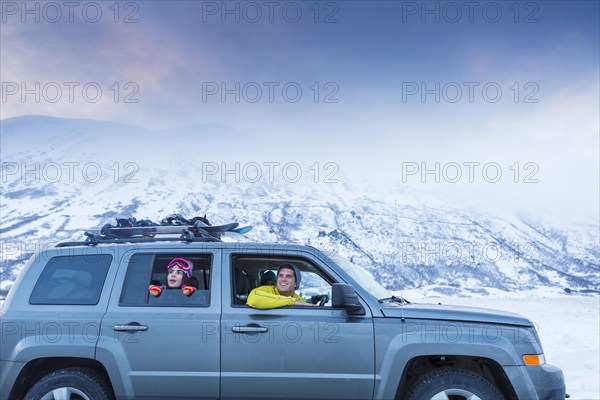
[24,368,112,400]
[407,368,504,400]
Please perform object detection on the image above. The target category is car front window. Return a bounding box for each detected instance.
[323,252,391,299]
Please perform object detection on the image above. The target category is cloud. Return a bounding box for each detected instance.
[1,1,597,223]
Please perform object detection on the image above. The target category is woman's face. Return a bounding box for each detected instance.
[167,266,185,288]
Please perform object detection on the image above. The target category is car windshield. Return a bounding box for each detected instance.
[323,251,391,299]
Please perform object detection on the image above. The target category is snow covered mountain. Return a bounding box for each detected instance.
[1,115,598,298]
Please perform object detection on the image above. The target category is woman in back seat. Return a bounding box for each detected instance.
[149,257,197,297]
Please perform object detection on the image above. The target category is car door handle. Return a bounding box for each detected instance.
[113,322,149,332]
[231,324,268,334]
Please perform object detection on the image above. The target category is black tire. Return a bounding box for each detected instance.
[24,368,113,400]
[407,368,504,400]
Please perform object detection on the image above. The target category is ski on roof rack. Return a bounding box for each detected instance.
[108,222,239,238]
[56,214,253,247]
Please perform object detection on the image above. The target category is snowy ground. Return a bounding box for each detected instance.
[399,289,600,400]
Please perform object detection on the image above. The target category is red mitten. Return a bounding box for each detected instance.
[182,285,196,296]
[149,285,162,297]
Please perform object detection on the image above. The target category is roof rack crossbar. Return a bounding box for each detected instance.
[56,231,222,247]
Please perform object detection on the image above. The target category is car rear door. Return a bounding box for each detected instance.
[97,248,221,399]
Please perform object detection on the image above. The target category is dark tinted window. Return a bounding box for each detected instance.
[120,253,212,307]
[119,254,153,305]
[30,255,113,305]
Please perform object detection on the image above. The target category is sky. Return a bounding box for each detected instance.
[1,0,599,222]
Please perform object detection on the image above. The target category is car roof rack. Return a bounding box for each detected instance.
[56,230,221,247]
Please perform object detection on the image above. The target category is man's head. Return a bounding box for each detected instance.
[277,263,301,296]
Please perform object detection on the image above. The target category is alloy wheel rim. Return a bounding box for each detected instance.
[430,389,482,400]
[40,387,91,400]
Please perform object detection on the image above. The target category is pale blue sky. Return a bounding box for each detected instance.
[1,0,599,220]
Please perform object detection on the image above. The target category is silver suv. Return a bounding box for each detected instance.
[0,237,566,399]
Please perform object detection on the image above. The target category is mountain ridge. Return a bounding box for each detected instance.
[1,116,598,298]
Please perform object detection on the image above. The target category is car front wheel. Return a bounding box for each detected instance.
[407,367,504,400]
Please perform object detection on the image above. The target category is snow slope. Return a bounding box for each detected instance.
[1,116,599,298]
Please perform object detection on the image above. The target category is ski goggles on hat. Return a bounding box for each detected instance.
[167,258,193,277]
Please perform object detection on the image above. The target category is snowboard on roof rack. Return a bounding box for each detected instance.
[97,214,252,240]
[232,225,253,235]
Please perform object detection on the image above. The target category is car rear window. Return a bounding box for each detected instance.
[29,254,113,305]
[119,253,212,307]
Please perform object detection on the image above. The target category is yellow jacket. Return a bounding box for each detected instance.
[246,285,306,309]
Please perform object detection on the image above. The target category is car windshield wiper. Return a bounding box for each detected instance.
[378,295,411,304]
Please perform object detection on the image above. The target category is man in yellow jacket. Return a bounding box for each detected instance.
[247,263,316,309]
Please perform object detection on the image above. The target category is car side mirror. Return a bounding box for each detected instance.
[331,283,365,315]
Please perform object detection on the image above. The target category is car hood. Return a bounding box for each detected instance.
[381,303,532,327]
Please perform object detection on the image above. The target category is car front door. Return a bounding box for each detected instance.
[220,248,375,400]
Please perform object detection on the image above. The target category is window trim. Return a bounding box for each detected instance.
[118,252,214,308]
[230,253,337,308]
